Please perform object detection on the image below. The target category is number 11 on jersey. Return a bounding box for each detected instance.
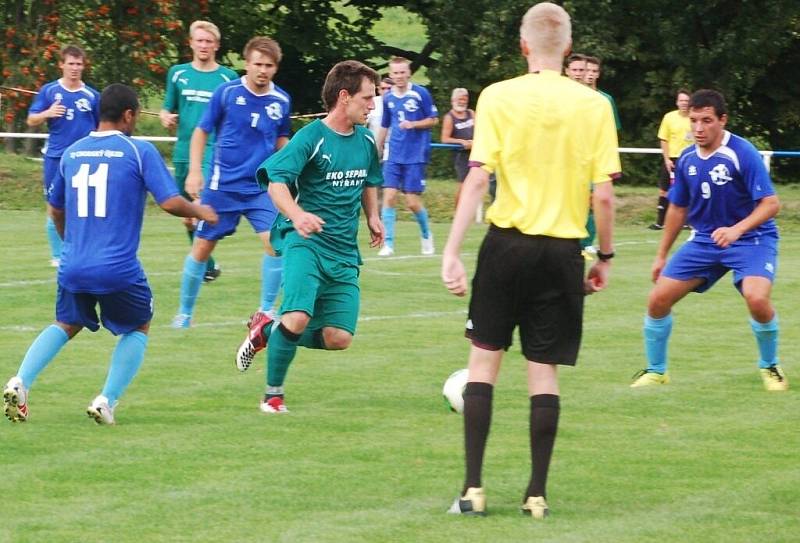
[72,163,109,217]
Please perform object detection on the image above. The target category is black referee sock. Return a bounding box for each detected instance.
[463,382,493,493]
[656,196,669,226]
[525,394,560,500]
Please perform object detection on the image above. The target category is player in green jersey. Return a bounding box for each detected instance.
[160,20,238,282]
[234,60,385,413]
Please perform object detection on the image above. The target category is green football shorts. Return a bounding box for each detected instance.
[280,244,360,334]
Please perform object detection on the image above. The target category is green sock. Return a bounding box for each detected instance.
[267,323,300,387]
[298,328,326,350]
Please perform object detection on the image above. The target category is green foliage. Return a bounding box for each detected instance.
[419,0,800,183]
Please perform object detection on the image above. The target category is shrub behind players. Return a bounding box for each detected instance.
[171,37,290,328]
[632,89,787,391]
[234,60,384,414]
[4,84,217,425]
[27,45,100,267]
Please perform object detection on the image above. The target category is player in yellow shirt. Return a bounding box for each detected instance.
[441,1,620,519]
[650,89,692,229]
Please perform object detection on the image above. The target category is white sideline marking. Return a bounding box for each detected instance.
[0,310,467,333]
[0,241,658,289]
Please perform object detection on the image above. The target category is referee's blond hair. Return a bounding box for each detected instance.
[520,3,571,58]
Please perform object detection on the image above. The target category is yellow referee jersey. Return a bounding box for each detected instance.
[657,110,693,158]
[470,70,621,239]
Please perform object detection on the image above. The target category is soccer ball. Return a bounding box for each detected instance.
[443,368,469,413]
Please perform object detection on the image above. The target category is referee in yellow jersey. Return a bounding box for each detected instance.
[442,2,621,519]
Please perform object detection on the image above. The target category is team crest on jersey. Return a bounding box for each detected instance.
[236,95,247,105]
[688,165,697,176]
[709,164,732,186]
[55,92,63,102]
[179,78,189,85]
[75,98,92,112]
[265,102,283,120]
[403,99,419,112]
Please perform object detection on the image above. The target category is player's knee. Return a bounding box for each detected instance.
[323,328,352,350]
[744,292,772,319]
[647,290,673,317]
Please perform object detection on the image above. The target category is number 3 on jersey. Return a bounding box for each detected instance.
[72,163,108,217]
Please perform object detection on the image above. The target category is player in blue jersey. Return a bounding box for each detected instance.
[3,84,218,425]
[171,37,291,329]
[376,57,438,256]
[632,89,787,391]
[27,45,100,267]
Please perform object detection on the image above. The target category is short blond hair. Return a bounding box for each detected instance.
[520,3,571,58]
[189,20,221,42]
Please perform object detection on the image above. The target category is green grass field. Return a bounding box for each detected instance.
[1,196,799,541]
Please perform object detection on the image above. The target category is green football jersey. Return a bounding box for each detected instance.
[162,62,238,162]
[257,119,383,265]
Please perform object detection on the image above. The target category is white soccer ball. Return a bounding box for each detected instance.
[443,368,469,413]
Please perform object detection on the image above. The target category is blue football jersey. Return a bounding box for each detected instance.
[198,77,291,195]
[671,131,778,243]
[28,79,100,158]
[380,83,438,164]
[48,131,179,293]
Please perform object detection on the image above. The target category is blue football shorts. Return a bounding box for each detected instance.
[43,156,61,198]
[662,237,778,293]
[56,276,154,335]
[195,190,278,241]
[381,162,427,194]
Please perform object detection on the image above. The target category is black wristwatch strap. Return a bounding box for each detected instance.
[597,250,615,262]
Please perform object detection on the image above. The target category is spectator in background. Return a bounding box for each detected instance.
[441,87,475,206]
[366,77,393,140]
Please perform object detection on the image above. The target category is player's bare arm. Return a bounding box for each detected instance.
[160,195,218,225]
[711,195,780,249]
[660,139,673,171]
[27,99,66,127]
[268,182,324,238]
[185,127,209,199]
[652,204,688,282]
[376,126,388,156]
[400,116,438,130]
[158,108,178,130]
[361,186,384,247]
[48,204,65,239]
[442,166,490,297]
[585,180,615,294]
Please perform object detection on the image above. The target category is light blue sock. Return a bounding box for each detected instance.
[261,254,283,312]
[17,325,69,388]
[46,216,62,259]
[382,207,396,248]
[179,255,206,316]
[750,315,779,369]
[101,331,148,405]
[643,313,673,374]
[413,208,431,239]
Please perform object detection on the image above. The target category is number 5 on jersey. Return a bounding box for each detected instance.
[72,163,108,217]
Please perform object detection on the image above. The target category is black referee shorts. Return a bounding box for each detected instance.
[658,162,675,192]
[465,225,585,365]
